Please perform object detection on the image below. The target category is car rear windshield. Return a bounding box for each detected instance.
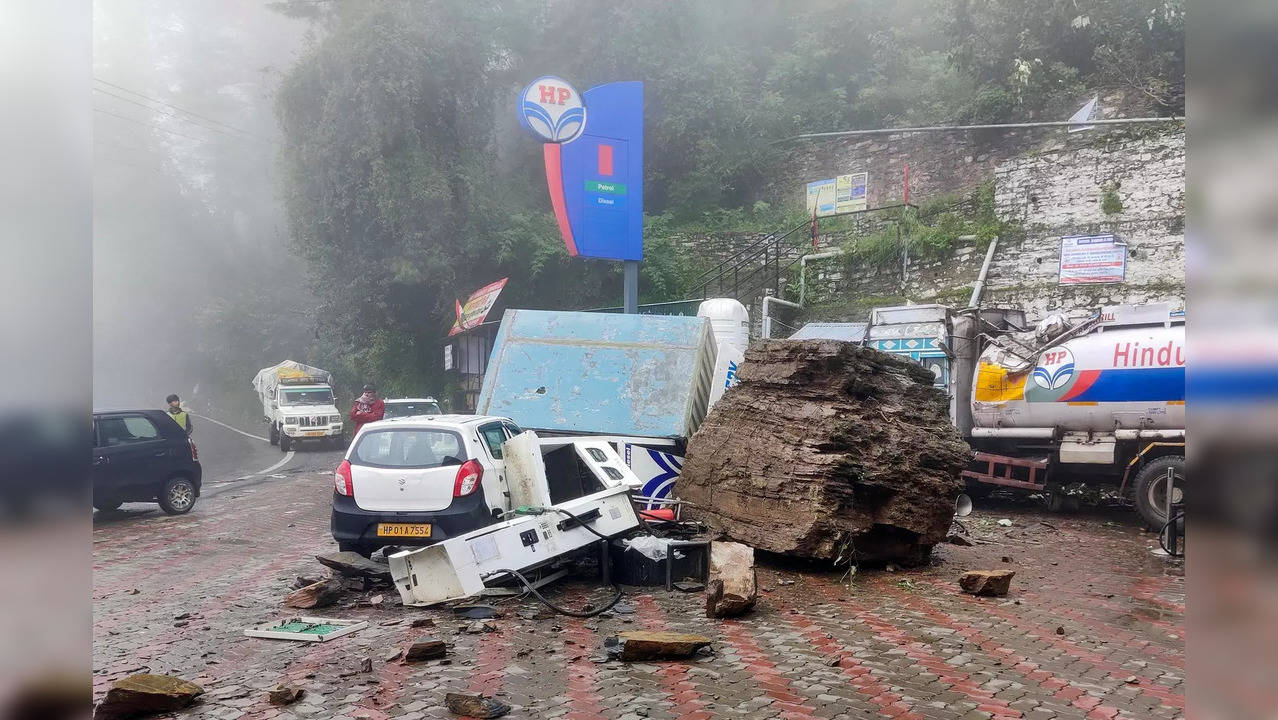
[384,402,442,418]
[351,428,465,469]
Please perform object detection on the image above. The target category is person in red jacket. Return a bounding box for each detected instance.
[349,384,385,437]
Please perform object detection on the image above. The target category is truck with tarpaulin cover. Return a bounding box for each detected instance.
[252,360,345,451]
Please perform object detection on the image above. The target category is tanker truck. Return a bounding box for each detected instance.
[864,302,1185,529]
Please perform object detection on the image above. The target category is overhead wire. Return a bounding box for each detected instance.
[93,77,274,143]
[93,107,210,143]
[92,86,272,145]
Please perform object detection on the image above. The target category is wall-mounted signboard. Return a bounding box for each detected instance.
[1059,234,1127,284]
[805,172,868,217]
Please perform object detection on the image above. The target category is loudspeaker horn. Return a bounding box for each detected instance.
[954,493,973,518]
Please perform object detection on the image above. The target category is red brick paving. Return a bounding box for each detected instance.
[93,469,1184,719]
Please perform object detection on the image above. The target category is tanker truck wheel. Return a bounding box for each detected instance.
[1133,456,1184,530]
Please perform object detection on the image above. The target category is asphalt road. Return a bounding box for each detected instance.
[92,412,346,525]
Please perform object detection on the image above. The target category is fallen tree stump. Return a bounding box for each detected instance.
[677,340,969,566]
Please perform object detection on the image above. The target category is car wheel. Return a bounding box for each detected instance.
[93,498,123,512]
[269,424,279,446]
[158,477,197,515]
[280,434,292,452]
[1134,456,1184,530]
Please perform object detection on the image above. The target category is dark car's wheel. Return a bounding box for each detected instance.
[269,423,279,446]
[93,499,123,513]
[158,476,198,515]
[1134,455,1184,530]
[280,434,292,452]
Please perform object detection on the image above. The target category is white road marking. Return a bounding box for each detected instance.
[256,451,295,477]
[193,412,270,443]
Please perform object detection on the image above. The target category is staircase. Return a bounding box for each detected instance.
[688,218,814,336]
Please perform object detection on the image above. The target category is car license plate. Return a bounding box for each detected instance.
[304,431,325,437]
[377,523,431,538]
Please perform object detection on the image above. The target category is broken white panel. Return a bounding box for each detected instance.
[389,484,640,607]
[502,431,553,508]
[503,432,643,510]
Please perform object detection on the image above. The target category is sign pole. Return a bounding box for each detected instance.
[623,260,639,313]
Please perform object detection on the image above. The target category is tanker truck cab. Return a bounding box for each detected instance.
[273,382,344,451]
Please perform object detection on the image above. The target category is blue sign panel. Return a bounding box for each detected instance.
[559,82,644,261]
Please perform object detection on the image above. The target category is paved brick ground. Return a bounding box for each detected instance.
[93,468,1184,720]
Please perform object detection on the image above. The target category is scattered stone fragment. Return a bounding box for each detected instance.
[383,649,403,662]
[611,602,635,615]
[777,579,796,586]
[997,519,1014,527]
[944,533,974,546]
[410,617,436,628]
[267,685,303,706]
[454,604,501,619]
[958,570,1015,597]
[359,657,373,672]
[672,581,705,592]
[290,576,319,590]
[368,594,384,606]
[94,674,203,719]
[464,620,498,634]
[1001,556,1012,563]
[316,551,394,582]
[1056,626,1065,635]
[705,541,758,618]
[444,692,510,718]
[604,631,713,661]
[1124,676,1140,684]
[283,578,344,609]
[403,639,448,662]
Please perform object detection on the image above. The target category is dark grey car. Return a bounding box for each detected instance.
[92,409,203,514]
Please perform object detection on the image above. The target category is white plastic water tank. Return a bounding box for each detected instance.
[697,298,750,351]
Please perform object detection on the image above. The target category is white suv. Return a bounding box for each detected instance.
[382,397,443,419]
[330,414,522,557]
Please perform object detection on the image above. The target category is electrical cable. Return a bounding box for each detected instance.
[485,506,629,617]
[488,566,623,618]
[1158,509,1185,557]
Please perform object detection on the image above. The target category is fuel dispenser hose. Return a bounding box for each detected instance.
[487,506,625,618]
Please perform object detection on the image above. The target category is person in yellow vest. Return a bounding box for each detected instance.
[165,394,193,435]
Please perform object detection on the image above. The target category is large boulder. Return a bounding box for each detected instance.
[677,340,969,566]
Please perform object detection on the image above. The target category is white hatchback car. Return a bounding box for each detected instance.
[330,414,523,556]
[381,397,443,419]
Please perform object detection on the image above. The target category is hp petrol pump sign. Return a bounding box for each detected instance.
[518,76,586,143]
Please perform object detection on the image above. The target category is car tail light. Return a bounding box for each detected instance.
[188,438,198,461]
[335,459,354,496]
[453,459,483,497]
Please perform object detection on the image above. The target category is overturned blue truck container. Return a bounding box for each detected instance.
[475,309,718,505]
